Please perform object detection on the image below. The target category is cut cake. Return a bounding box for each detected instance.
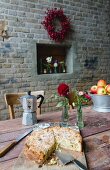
[24,126,82,165]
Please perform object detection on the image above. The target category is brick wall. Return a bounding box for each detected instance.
[0,0,110,120]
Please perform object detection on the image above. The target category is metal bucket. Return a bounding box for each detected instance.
[89,93,110,112]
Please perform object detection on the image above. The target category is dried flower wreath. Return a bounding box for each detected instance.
[42,8,71,42]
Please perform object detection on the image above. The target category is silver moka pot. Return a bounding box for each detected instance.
[20,91,44,125]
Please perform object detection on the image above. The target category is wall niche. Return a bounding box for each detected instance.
[37,43,72,75]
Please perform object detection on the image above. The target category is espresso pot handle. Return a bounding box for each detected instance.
[37,95,44,107]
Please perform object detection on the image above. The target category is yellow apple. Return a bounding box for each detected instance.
[97,79,106,87]
[105,84,110,94]
[97,86,106,95]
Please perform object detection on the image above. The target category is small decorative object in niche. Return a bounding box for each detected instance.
[42,56,66,74]
[42,8,71,42]
[53,60,58,73]
[0,21,8,41]
[59,61,66,73]
[44,56,53,74]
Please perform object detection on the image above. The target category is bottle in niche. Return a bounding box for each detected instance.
[44,69,47,74]
[59,61,66,73]
[53,60,58,73]
[46,56,52,74]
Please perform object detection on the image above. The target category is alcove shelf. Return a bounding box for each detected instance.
[36,43,71,75]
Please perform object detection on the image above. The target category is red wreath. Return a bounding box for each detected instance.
[42,8,71,42]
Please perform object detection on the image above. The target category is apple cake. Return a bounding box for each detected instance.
[24,128,56,164]
[51,126,82,152]
[24,126,82,165]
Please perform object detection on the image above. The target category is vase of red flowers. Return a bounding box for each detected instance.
[56,83,70,124]
[61,103,69,123]
[74,90,91,129]
[77,101,84,129]
[56,83,91,129]
[47,83,91,129]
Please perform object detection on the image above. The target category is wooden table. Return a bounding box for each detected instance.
[0,106,110,170]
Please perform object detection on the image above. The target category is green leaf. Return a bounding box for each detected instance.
[54,94,59,100]
[56,101,64,107]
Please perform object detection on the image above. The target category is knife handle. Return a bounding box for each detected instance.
[0,140,17,157]
[73,159,88,170]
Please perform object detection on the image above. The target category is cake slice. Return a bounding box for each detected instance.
[24,128,56,164]
[52,126,82,152]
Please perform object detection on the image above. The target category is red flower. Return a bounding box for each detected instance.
[58,83,69,97]
[84,93,91,100]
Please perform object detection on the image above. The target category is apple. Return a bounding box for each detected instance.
[97,79,106,87]
[97,86,106,95]
[90,85,97,94]
[105,84,110,94]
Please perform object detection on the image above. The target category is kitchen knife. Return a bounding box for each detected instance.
[0,128,33,157]
[55,150,87,170]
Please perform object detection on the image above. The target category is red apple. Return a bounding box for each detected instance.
[97,86,106,95]
[105,84,110,94]
[97,79,106,87]
[90,85,97,94]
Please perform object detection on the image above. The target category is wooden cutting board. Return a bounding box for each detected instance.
[13,150,87,170]
[12,125,87,170]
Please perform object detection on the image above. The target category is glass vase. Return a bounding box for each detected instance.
[77,104,84,129]
[47,68,52,74]
[61,105,69,126]
[54,67,58,73]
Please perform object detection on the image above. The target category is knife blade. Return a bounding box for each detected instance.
[0,128,33,158]
[55,150,87,170]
